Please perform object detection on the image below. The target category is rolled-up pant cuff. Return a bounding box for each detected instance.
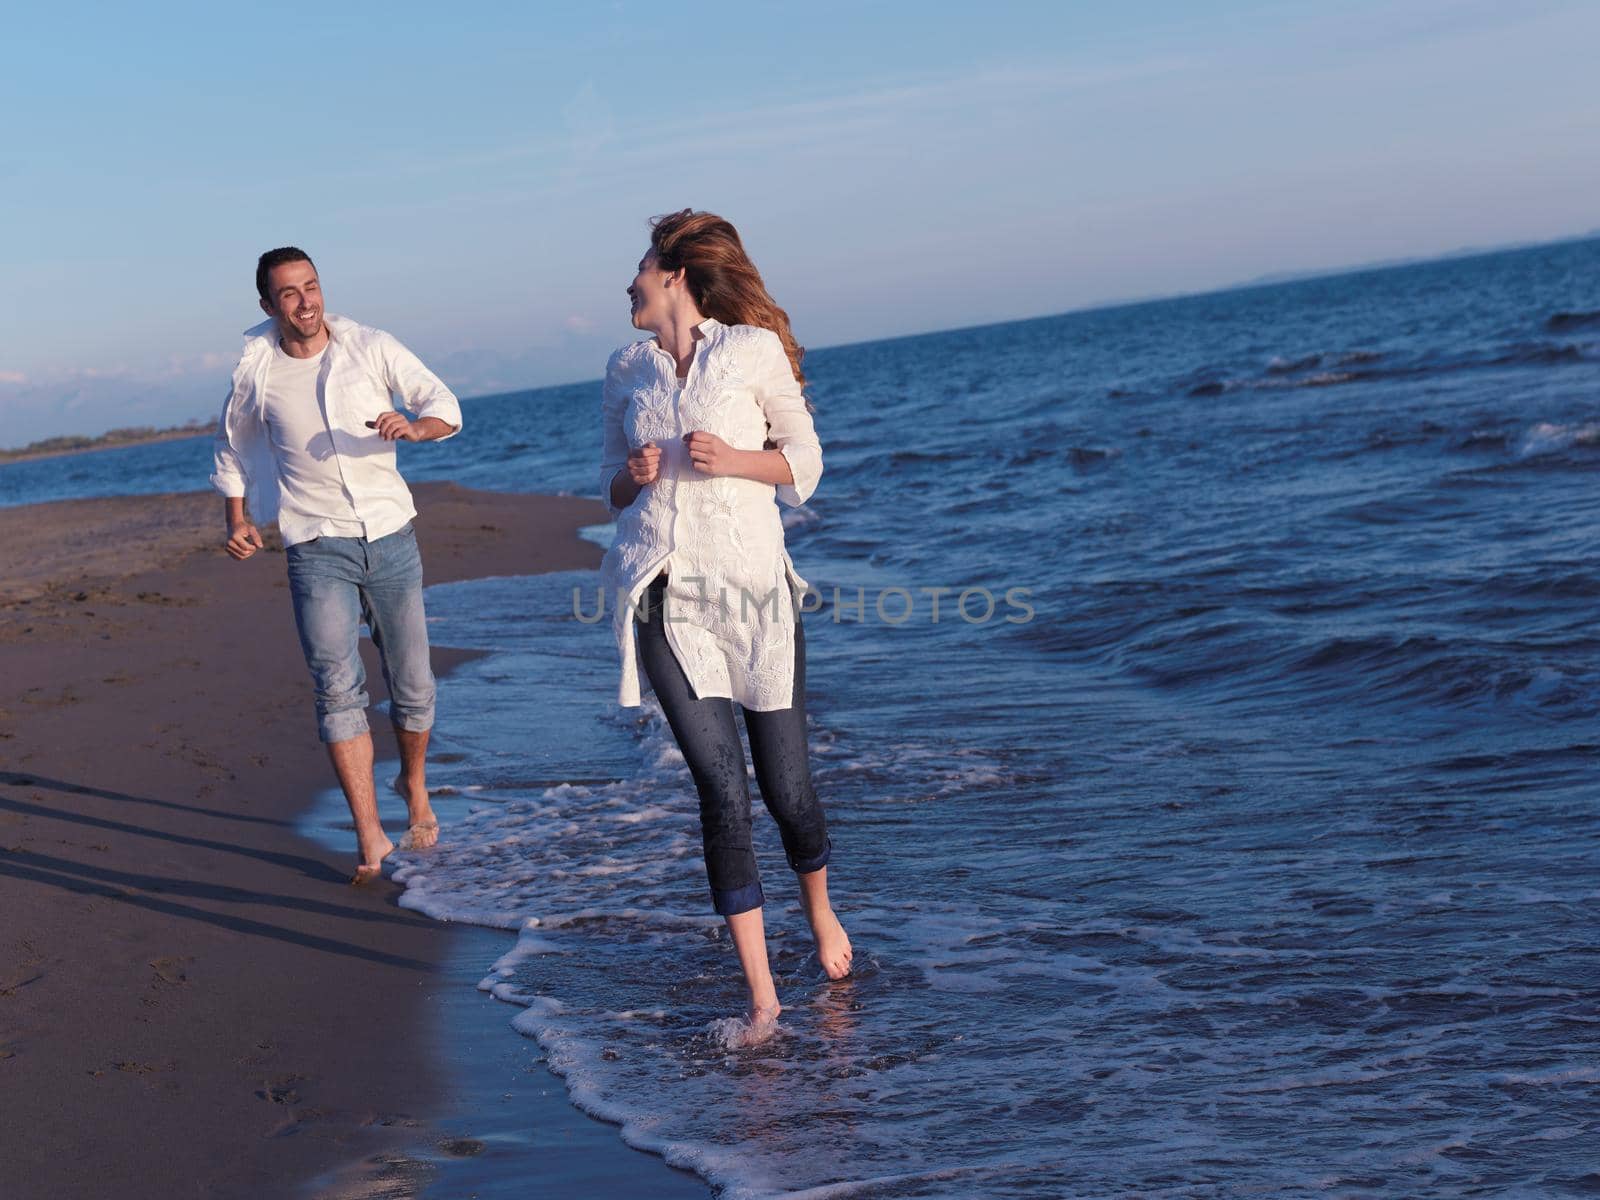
[388,704,435,733]
[319,708,370,744]
[711,879,766,916]
[789,836,832,875]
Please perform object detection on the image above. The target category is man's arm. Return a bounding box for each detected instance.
[213,382,265,559]
[376,332,463,439]
[369,413,455,442]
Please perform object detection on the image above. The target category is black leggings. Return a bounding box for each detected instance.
[634,574,830,915]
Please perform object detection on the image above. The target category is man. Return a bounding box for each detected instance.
[211,247,463,882]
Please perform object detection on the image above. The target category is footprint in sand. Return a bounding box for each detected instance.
[149,956,192,987]
[257,1072,308,1106]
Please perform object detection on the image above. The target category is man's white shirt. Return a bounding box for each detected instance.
[211,314,462,547]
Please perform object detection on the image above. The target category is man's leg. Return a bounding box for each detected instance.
[327,731,391,879]
[286,537,390,878]
[363,524,438,847]
[391,727,436,847]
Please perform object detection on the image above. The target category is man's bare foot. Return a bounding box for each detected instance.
[351,831,395,885]
[399,820,439,851]
[392,777,439,850]
[808,908,853,979]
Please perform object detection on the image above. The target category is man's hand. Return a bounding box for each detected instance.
[369,411,422,441]
[628,442,662,485]
[684,430,735,476]
[225,522,264,561]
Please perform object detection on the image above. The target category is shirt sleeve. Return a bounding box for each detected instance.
[209,387,249,499]
[377,332,463,438]
[751,329,822,507]
[599,350,631,517]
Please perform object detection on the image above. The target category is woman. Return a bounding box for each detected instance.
[598,209,852,1032]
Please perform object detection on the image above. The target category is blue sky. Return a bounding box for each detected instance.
[3,0,1598,441]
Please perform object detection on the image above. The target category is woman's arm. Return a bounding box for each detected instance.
[599,354,633,515]
[682,434,794,485]
[610,452,660,509]
[683,329,821,501]
[601,355,664,512]
[753,329,821,505]
[610,469,641,510]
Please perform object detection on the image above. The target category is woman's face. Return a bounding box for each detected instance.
[627,249,677,331]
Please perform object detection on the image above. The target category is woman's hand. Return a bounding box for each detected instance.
[628,442,662,485]
[684,430,736,476]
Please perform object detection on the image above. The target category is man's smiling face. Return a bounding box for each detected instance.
[260,259,325,342]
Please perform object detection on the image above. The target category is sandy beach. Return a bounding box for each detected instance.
[0,483,705,1198]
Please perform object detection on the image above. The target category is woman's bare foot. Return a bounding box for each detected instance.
[739,1000,783,1046]
[748,993,782,1028]
[392,777,439,850]
[707,998,782,1048]
[808,908,853,980]
[797,867,853,979]
[350,830,395,885]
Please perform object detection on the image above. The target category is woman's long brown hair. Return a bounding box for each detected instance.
[650,209,809,395]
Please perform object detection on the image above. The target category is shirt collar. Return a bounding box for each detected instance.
[648,316,720,359]
[243,313,353,351]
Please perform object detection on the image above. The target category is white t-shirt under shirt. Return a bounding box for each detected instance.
[260,341,369,542]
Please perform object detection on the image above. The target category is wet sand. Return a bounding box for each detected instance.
[0,483,706,1198]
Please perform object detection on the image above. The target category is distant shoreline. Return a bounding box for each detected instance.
[0,421,215,465]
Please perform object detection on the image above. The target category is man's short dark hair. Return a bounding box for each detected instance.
[256,247,316,301]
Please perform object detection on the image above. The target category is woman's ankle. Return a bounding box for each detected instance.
[747,977,779,1013]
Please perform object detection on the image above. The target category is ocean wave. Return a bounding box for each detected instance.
[1545,309,1600,332]
[1188,366,1381,397]
[1279,632,1592,713]
[1515,421,1600,459]
[1489,341,1584,367]
[887,448,963,466]
[1453,428,1509,451]
[1183,339,1585,398]
[1067,445,1120,468]
[1265,352,1326,375]
[1264,350,1384,376]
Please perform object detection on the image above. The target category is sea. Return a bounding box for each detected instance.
[6,237,1599,1198]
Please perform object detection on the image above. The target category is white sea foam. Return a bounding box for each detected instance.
[1515,420,1600,459]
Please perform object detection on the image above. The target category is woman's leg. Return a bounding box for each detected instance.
[795,866,852,980]
[635,584,777,1020]
[725,908,781,1027]
[743,614,852,979]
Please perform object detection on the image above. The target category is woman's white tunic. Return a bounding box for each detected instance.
[598,318,822,711]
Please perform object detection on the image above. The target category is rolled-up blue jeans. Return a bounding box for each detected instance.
[284,523,436,744]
